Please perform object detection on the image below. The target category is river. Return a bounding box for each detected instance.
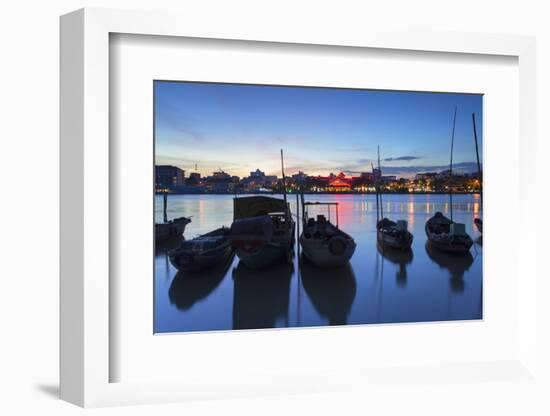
[154,193,482,333]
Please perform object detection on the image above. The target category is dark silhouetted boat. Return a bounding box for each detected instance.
[168,227,233,272]
[229,196,295,269]
[155,217,191,243]
[228,150,295,269]
[377,218,414,250]
[299,197,356,268]
[155,192,191,243]
[425,107,472,254]
[373,146,413,250]
[425,212,473,254]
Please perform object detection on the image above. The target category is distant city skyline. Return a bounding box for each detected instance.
[154,81,483,179]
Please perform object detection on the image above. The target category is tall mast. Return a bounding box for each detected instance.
[472,112,482,206]
[449,106,457,221]
[377,145,383,219]
[280,149,289,223]
[163,191,168,223]
[372,163,379,223]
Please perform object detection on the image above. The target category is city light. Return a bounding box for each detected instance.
[155,165,482,195]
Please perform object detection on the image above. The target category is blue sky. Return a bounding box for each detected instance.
[154,81,482,179]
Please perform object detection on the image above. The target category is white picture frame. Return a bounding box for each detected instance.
[60,8,538,407]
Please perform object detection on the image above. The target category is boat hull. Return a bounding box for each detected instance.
[425,213,473,254]
[300,235,356,268]
[426,239,472,254]
[235,240,292,269]
[169,243,233,272]
[377,230,413,250]
[155,217,190,242]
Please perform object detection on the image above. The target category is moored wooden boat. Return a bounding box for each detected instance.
[155,216,191,243]
[168,227,233,272]
[155,191,191,243]
[228,196,295,269]
[425,212,473,254]
[299,199,356,268]
[425,108,473,254]
[377,218,413,250]
[373,146,413,251]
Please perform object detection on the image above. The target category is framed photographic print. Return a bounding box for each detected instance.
[60,8,539,408]
[153,80,483,334]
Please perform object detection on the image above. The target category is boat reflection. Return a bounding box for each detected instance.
[232,261,293,330]
[168,253,233,310]
[299,256,356,325]
[425,243,474,293]
[376,243,413,287]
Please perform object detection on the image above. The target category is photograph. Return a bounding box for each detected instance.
[153,80,483,333]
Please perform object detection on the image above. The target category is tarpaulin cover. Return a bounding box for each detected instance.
[233,196,288,220]
[228,215,274,242]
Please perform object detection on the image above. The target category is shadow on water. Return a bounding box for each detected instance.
[474,236,483,247]
[299,256,357,326]
[376,243,413,287]
[232,261,293,330]
[168,254,234,310]
[425,243,474,293]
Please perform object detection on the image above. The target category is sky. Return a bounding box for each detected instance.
[154,81,483,179]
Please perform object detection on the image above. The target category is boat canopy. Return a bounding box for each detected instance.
[233,196,288,220]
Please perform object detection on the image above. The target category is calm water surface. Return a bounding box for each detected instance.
[155,194,482,333]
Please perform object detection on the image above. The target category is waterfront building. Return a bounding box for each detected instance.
[249,169,265,179]
[185,172,202,186]
[242,168,278,191]
[415,172,438,181]
[381,175,398,183]
[210,170,231,181]
[360,172,375,182]
[326,172,352,192]
[291,171,308,187]
[203,169,233,193]
[352,173,375,192]
[155,165,185,189]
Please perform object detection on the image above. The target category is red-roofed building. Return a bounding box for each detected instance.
[327,172,352,192]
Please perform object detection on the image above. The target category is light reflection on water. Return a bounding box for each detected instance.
[154,194,482,333]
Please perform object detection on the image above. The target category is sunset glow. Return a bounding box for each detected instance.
[154,81,483,180]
